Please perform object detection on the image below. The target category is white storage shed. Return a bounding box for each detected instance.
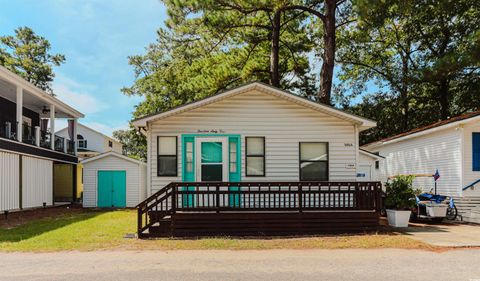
[81,152,147,208]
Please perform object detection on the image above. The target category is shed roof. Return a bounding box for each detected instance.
[81,151,146,166]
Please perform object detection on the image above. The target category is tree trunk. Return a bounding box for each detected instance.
[270,11,281,87]
[438,79,449,120]
[400,55,409,132]
[318,0,336,105]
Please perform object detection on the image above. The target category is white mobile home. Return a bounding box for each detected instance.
[133,82,382,237]
[132,82,377,197]
[362,111,480,222]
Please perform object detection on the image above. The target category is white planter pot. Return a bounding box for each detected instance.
[386,209,411,227]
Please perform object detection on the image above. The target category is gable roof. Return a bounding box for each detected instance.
[364,110,480,149]
[359,149,384,160]
[131,82,376,131]
[81,151,146,165]
[57,123,121,144]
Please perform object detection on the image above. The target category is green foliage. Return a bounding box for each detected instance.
[113,128,147,161]
[0,27,65,94]
[384,175,417,210]
[338,0,480,144]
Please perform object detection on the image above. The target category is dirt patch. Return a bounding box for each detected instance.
[0,205,84,229]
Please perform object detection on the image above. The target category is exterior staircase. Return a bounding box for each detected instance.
[453,196,480,224]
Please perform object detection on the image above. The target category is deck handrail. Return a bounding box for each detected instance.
[137,181,382,237]
[462,179,480,191]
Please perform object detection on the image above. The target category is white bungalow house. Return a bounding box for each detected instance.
[132,82,377,196]
[0,66,84,213]
[56,123,122,160]
[362,111,480,222]
[132,82,382,237]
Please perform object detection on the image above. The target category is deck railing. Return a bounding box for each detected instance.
[137,181,382,236]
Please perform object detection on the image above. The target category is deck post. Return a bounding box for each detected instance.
[216,184,220,213]
[137,206,143,238]
[298,184,303,213]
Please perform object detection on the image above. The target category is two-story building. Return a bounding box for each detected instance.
[56,123,122,159]
[0,66,84,213]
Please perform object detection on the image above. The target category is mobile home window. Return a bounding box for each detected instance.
[246,137,265,176]
[157,136,177,176]
[299,142,328,181]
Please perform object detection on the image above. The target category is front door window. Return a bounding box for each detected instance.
[201,142,223,181]
[196,137,228,182]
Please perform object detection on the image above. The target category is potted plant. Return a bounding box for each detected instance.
[385,175,417,227]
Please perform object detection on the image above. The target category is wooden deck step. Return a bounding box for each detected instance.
[146,211,380,238]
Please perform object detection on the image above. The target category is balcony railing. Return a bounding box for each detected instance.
[22,123,35,145]
[40,130,52,149]
[66,139,75,155]
[0,121,18,140]
[54,135,65,152]
[0,119,76,156]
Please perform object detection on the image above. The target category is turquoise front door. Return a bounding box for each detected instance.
[181,134,241,207]
[97,171,126,208]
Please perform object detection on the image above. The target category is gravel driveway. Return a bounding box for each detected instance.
[1,249,480,281]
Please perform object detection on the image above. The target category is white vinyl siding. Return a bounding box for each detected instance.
[372,128,462,196]
[22,156,53,209]
[0,151,20,211]
[148,89,358,193]
[82,154,147,207]
[358,152,381,182]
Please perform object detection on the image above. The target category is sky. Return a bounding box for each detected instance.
[0,0,167,136]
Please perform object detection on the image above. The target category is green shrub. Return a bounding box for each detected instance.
[385,175,417,210]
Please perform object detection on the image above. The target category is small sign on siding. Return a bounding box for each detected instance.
[346,163,356,169]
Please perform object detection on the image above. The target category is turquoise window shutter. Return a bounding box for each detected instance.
[473,133,480,171]
[229,136,241,206]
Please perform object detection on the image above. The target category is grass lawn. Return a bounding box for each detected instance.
[0,209,439,252]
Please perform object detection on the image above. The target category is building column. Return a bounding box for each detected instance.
[50,104,55,150]
[16,86,23,142]
[34,126,40,146]
[73,118,78,155]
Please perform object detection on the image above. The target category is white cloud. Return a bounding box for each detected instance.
[52,76,107,115]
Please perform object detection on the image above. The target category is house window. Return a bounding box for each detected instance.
[375,160,380,170]
[185,142,193,173]
[473,133,480,171]
[77,134,87,149]
[299,142,328,181]
[157,136,177,176]
[229,142,237,173]
[108,140,113,148]
[246,137,265,176]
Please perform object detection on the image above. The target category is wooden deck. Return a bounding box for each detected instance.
[137,181,383,238]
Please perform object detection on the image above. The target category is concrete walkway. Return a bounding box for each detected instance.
[1,249,480,281]
[401,222,480,247]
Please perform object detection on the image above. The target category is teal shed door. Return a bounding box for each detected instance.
[97,171,126,208]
